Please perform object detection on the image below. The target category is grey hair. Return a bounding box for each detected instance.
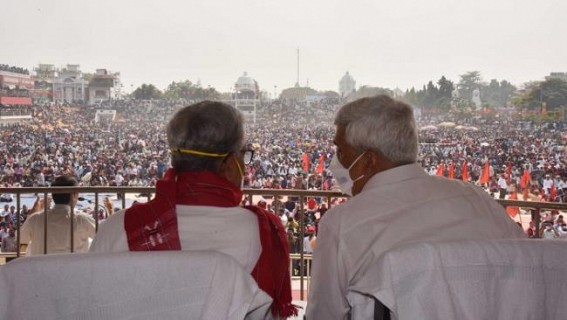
[167,101,244,172]
[334,95,418,164]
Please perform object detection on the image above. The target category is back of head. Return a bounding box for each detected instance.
[51,175,78,205]
[167,101,244,172]
[334,95,418,164]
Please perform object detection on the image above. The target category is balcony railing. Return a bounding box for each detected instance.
[1,186,565,300]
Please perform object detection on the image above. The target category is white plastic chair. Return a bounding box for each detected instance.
[347,239,567,320]
[0,250,272,320]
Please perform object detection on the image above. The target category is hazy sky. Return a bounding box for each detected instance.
[2,0,566,94]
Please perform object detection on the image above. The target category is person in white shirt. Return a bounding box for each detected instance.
[306,95,526,320]
[497,174,508,199]
[20,175,96,255]
[543,174,553,195]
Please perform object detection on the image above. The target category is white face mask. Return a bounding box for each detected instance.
[329,152,365,196]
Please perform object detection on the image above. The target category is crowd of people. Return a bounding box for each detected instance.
[0,95,566,319]
[2,98,566,197]
[1,98,566,241]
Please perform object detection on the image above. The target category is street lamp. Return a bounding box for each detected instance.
[274,85,277,100]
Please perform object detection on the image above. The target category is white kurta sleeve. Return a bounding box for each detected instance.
[306,219,350,320]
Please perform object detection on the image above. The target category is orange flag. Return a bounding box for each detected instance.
[462,161,469,182]
[505,163,512,182]
[506,191,520,217]
[315,154,325,174]
[448,163,455,179]
[302,153,310,172]
[522,188,529,200]
[550,184,557,202]
[436,163,445,176]
[520,170,530,189]
[479,161,490,184]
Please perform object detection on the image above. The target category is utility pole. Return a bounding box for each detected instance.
[295,48,300,87]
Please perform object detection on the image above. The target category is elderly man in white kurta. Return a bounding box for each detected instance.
[306,95,525,320]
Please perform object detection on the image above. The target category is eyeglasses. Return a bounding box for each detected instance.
[241,149,254,165]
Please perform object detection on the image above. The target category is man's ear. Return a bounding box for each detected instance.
[220,153,242,187]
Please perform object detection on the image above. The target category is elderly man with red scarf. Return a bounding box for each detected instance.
[90,101,297,318]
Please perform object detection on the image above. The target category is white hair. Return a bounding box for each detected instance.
[167,101,244,171]
[334,95,418,164]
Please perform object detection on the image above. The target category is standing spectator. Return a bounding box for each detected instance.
[20,175,96,255]
[1,228,17,253]
[498,174,508,199]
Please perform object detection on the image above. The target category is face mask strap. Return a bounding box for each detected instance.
[348,151,366,171]
[234,157,244,178]
[170,147,228,158]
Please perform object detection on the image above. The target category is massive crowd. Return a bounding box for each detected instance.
[1,98,567,242]
[2,99,566,195]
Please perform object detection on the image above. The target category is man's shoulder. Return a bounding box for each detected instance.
[24,211,43,222]
[97,209,126,233]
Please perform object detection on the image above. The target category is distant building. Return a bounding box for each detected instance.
[545,72,567,82]
[232,72,259,123]
[0,64,34,106]
[32,64,57,103]
[88,69,120,103]
[53,64,85,103]
[339,72,356,97]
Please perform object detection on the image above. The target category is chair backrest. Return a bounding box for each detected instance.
[0,250,272,320]
[347,239,567,320]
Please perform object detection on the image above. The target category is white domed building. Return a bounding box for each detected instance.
[339,72,356,98]
[233,72,259,123]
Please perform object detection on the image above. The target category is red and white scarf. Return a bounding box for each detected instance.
[124,169,297,317]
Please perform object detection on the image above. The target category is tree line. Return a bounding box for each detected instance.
[130,72,567,114]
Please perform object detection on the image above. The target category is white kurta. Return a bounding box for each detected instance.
[90,205,262,273]
[20,204,96,255]
[306,163,526,320]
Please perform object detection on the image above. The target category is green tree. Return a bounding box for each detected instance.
[458,71,482,106]
[436,76,454,110]
[346,86,392,102]
[164,80,220,100]
[515,79,567,112]
[132,84,163,100]
[540,79,567,109]
[480,79,516,107]
[422,81,439,108]
[402,87,418,105]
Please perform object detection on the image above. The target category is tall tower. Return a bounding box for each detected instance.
[295,48,300,87]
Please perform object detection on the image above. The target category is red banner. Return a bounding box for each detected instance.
[0,97,32,105]
[0,74,34,89]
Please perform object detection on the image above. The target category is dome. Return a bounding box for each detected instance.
[235,72,256,87]
[340,72,354,83]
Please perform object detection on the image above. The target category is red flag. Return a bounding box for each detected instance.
[436,163,445,176]
[522,188,529,200]
[316,154,325,174]
[506,191,520,217]
[505,163,512,182]
[448,163,455,179]
[479,161,490,184]
[478,159,490,183]
[302,153,310,172]
[520,170,530,189]
[550,184,557,202]
[462,161,469,182]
